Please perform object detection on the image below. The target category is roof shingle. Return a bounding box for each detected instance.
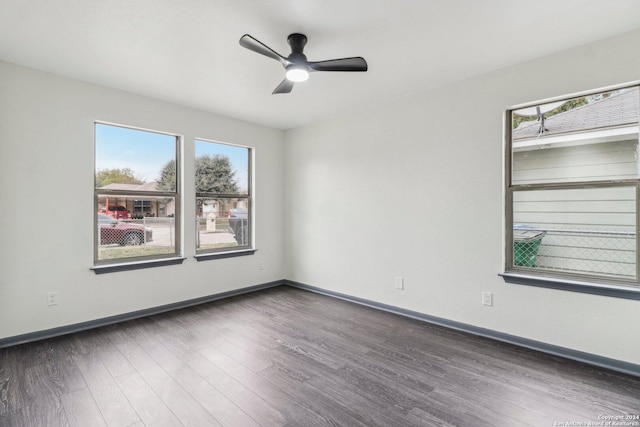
[513,88,638,140]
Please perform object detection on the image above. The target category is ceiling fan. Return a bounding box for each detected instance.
[239,33,368,94]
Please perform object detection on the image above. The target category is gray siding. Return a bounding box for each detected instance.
[513,139,638,185]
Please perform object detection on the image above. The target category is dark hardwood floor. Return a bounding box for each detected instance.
[1,286,639,426]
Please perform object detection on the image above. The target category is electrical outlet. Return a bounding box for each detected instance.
[482,292,493,306]
[47,292,59,306]
[395,277,404,290]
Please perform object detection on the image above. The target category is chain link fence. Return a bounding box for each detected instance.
[196,216,248,250]
[98,216,176,260]
[513,227,636,279]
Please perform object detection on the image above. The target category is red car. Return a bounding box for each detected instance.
[98,213,152,245]
[102,205,130,220]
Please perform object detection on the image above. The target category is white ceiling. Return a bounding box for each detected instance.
[1,0,640,130]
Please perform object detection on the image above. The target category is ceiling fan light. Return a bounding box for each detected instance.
[286,66,309,82]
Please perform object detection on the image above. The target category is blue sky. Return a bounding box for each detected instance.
[95,124,249,190]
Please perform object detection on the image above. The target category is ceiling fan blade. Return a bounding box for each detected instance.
[239,34,288,66]
[272,78,294,94]
[308,57,368,72]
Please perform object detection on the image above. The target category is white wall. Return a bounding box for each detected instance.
[284,29,640,365]
[0,61,285,340]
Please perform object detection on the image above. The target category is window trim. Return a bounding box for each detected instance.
[500,273,640,300]
[91,257,186,274]
[503,83,640,296]
[194,249,256,261]
[194,138,253,256]
[93,121,182,267]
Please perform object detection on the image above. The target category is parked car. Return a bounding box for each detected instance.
[102,205,130,220]
[228,208,248,245]
[98,213,152,246]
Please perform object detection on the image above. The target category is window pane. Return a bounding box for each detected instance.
[94,123,181,266]
[511,87,639,185]
[195,140,249,195]
[512,186,636,280]
[97,196,176,261]
[95,123,177,192]
[196,197,249,251]
[133,199,152,214]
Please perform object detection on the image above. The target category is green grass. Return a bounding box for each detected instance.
[99,241,239,260]
[197,242,239,250]
[98,246,175,260]
[198,218,231,233]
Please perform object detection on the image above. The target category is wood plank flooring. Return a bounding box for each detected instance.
[1,286,639,426]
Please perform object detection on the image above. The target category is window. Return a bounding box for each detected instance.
[133,199,152,215]
[504,85,640,296]
[94,123,180,266]
[195,139,252,255]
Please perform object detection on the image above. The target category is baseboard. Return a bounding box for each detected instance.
[283,280,640,378]
[0,280,284,349]
[3,278,638,379]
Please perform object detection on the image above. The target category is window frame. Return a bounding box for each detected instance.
[93,121,182,269]
[194,138,254,259]
[502,83,640,299]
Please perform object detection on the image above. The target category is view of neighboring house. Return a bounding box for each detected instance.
[98,183,248,220]
[98,182,175,218]
[512,88,640,280]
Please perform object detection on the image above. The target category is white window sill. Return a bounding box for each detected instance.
[500,272,640,300]
[194,248,256,261]
[92,257,186,274]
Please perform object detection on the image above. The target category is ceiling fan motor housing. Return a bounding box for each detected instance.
[287,33,308,53]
